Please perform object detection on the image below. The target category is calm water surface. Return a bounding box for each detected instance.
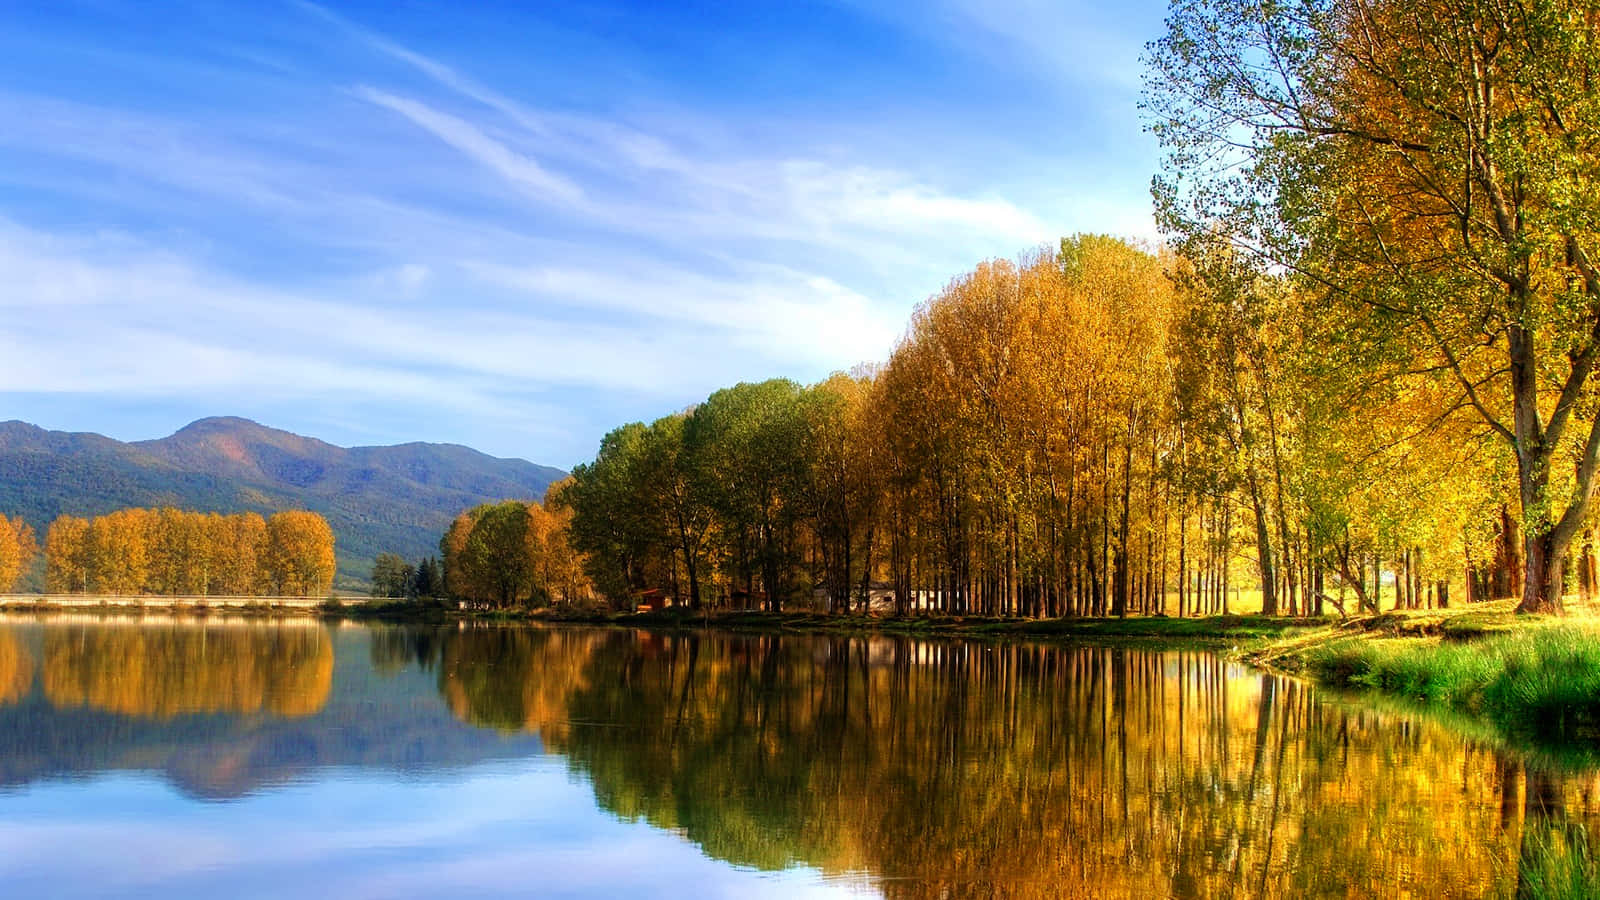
[0,615,1593,898]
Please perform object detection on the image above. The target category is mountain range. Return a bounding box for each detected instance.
[0,416,566,589]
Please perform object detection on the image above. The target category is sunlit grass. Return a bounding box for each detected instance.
[1303,624,1600,743]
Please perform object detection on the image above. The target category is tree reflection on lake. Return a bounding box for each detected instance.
[0,618,1595,897]
[40,621,332,718]
[433,627,1600,898]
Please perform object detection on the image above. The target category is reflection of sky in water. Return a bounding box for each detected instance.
[0,760,870,898]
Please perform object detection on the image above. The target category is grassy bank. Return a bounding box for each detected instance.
[1304,626,1600,742]
[1518,825,1600,900]
[1248,601,1600,758]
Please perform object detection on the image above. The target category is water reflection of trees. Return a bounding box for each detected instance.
[0,623,548,802]
[42,623,333,718]
[0,631,31,705]
[433,628,1600,898]
[376,625,598,744]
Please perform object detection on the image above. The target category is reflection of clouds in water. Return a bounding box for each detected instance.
[0,765,870,899]
[40,623,332,719]
[0,632,32,705]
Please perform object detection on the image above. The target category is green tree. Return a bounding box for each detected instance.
[453,501,540,608]
[410,555,444,598]
[686,379,814,612]
[564,423,663,607]
[641,416,713,608]
[370,552,413,599]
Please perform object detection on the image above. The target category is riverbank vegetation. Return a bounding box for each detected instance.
[1291,623,1600,747]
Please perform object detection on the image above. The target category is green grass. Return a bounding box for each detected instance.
[1303,625,1600,745]
[1516,824,1600,900]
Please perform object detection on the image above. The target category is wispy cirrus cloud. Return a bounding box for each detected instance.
[352,87,585,207]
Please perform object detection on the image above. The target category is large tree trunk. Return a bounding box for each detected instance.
[1521,531,1565,615]
[1513,326,1566,614]
[1510,319,1582,616]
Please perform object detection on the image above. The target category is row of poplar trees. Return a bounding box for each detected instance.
[563,226,1551,617]
[41,508,336,597]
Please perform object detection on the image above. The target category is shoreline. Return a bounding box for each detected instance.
[1242,600,1600,768]
[6,595,1597,763]
[345,601,1333,642]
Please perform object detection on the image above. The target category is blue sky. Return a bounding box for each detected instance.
[0,0,1167,468]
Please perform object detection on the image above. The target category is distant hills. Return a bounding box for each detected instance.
[0,416,566,589]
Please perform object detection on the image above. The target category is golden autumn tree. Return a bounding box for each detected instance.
[44,514,89,593]
[42,508,320,597]
[0,514,37,593]
[440,508,482,601]
[536,481,594,606]
[264,511,336,597]
[804,370,883,613]
[86,508,152,595]
[213,512,268,595]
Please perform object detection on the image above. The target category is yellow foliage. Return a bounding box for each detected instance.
[42,623,333,718]
[40,507,331,597]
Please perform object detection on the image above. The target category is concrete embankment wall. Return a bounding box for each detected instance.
[0,594,364,611]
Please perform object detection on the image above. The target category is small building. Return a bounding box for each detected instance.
[636,589,670,612]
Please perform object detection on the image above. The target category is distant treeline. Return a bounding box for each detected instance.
[39,508,336,597]
[370,553,444,600]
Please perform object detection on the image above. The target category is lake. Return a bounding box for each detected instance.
[0,615,1592,898]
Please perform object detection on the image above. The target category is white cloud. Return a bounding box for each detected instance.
[0,219,902,420]
[779,160,1050,245]
[353,87,584,206]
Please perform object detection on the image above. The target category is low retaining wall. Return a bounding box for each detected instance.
[0,594,365,610]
